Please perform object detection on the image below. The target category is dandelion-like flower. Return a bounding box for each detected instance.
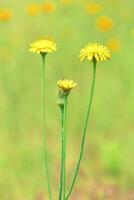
[79,43,111,62]
[57,79,76,93]
[30,39,57,54]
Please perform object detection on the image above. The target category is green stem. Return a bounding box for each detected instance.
[63,96,67,200]
[58,96,67,200]
[65,60,97,200]
[41,54,53,200]
[58,108,64,200]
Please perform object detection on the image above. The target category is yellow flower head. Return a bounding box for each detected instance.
[57,79,76,92]
[30,39,57,54]
[96,16,113,31]
[79,43,111,62]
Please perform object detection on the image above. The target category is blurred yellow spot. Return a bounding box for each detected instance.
[0,47,11,61]
[96,16,113,31]
[61,0,73,6]
[62,28,73,38]
[106,38,121,52]
[85,2,102,15]
[131,28,134,37]
[25,3,41,16]
[0,9,12,21]
[42,2,56,13]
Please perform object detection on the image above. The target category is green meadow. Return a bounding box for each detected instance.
[0,0,134,199]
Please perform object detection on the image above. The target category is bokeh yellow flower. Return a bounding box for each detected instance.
[25,3,41,16]
[131,28,134,38]
[30,39,57,54]
[42,2,56,13]
[62,28,73,39]
[61,0,73,6]
[106,38,121,53]
[79,43,111,62]
[85,2,102,15]
[0,9,12,21]
[96,16,113,31]
[57,79,76,92]
[0,47,11,62]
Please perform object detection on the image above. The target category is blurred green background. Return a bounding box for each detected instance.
[0,0,134,199]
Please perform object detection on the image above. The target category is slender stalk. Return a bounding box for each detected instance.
[65,60,97,200]
[63,96,67,200]
[41,54,53,200]
[58,96,67,200]
[58,108,64,200]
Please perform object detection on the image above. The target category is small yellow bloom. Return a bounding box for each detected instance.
[85,3,102,15]
[57,79,76,92]
[96,16,113,31]
[30,39,57,54]
[25,3,41,16]
[42,2,56,13]
[106,38,121,53]
[79,43,111,62]
[0,9,12,21]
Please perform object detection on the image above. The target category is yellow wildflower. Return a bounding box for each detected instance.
[30,39,57,54]
[57,79,76,92]
[0,9,12,21]
[106,38,121,53]
[42,2,56,13]
[79,43,111,62]
[25,3,41,16]
[96,16,113,31]
[85,3,102,15]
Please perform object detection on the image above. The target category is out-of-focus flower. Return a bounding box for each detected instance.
[30,39,57,54]
[0,47,11,61]
[61,0,73,6]
[79,43,111,62]
[42,2,56,13]
[25,3,41,16]
[85,2,102,15]
[0,9,12,21]
[106,38,121,52]
[96,16,113,31]
[131,28,134,37]
[62,28,73,39]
